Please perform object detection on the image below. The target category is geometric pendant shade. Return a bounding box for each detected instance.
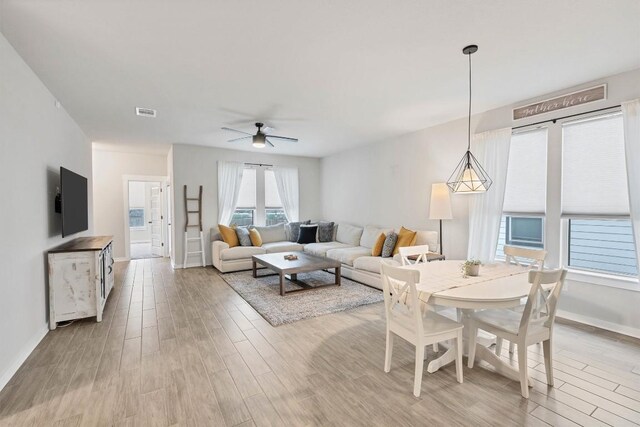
[446,44,492,194]
[446,150,493,193]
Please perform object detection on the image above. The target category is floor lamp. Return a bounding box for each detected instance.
[429,183,453,255]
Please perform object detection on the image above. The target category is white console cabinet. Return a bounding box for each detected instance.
[47,236,114,330]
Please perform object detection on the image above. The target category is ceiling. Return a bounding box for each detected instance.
[1,1,639,158]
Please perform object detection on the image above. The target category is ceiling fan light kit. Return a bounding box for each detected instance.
[446,44,493,194]
[222,122,298,149]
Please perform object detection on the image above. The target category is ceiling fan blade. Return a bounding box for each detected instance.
[222,127,253,136]
[265,138,275,147]
[266,135,298,142]
[228,136,252,143]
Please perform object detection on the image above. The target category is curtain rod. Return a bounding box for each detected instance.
[244,162,273,167]
[512,104,621,130]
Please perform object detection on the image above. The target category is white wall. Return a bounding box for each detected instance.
[0,32,93,389]
[171,144,322,267]
[322,67,640,336]
[92,147,167,259]
[322,116,472,260]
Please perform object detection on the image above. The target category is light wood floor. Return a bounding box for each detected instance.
[1,258,640,426]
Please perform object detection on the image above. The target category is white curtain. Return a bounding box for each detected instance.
[217,161,245,225]
[622,99,640,277]
[467,128,512,263]
[273,167,299,222]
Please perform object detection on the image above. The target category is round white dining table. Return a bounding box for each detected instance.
[402,260,535,383]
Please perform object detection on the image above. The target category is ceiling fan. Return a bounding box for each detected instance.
[222,122,298,148]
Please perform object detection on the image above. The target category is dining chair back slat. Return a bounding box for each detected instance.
[399,244,431,266]
[504,245,547,270]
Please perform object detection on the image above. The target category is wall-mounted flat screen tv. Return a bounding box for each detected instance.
[60,167,88,237]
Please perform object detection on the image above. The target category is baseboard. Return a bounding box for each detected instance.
[557,310,640,339]
[114,257,129,262]
[172,262,211,269]
[0,325,48,392]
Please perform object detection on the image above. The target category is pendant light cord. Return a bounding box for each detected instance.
[467,51,472,151]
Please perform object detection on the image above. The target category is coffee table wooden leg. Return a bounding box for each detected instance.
[335,266,341,286]
[252,260,257,278]
[280,273,285,296]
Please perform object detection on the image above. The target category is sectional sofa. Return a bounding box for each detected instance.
[211,222,438,290]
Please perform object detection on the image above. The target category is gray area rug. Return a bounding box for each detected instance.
[221,270,383,326]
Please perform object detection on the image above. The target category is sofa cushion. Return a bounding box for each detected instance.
[304,242,352,257]
[261,241,304,253]
[381,232,398,258]
[251,223,287,244]
[353,256,400,274]
[393,226,417,255]
[317,221,335,242]
[236,226,253,246]
[219,224,240,247]
[335,223,364,246]
[220,246,266,261]
[372,233,386,256]
[297,225,318,244]
[285,220,311,242]
[249,228,262,246]
[415,230,439,252]
[360,225,393,249]
[326,246,371,266]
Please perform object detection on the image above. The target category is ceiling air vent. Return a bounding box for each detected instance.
[135,107,156,118]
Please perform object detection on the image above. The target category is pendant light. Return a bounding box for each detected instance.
[446,44,493,194]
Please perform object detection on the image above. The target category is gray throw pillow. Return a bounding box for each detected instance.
[381,232,398,258]
[235,226,252,246]
[286,220,310,242]
[317,221,335,242]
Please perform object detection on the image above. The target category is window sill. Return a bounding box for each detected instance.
[566,268,639,292]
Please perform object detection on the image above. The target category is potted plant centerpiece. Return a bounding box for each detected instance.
[461,259,481,277]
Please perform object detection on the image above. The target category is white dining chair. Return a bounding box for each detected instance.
[503,245,547,270]
[380,263,464,397]
[399,244,431,265]
[398,244,441,352]
[467,268,567,398]
[499,245,548,355]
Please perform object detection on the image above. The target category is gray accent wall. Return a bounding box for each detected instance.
[0,32,93,389]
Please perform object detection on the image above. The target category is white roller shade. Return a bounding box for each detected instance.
[236,168,256,208]
[502,128,547,214]
[562,113,629,217]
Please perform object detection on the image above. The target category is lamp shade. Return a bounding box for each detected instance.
[429,183,453,220]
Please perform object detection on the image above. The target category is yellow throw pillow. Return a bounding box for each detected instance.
[393,226,417,255]
[249,228,262,247]
[219,224,239,247]
[372,233,386,257]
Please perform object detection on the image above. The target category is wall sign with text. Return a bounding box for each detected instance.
[513,85,607,120]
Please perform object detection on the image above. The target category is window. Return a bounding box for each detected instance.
[129,208,145,228]
[496,128,547,259]
[230,167,289,226]
[568,219,638,276]
[496,216,544,258]
[231,168,257,226]
[562,113,636,277]
[264,170,287,225]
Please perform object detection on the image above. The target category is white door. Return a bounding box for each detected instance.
[150,186,163,256]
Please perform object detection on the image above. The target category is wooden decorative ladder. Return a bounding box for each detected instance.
[183,185,205,268]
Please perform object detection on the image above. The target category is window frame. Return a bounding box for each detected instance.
[230,165,288,227]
